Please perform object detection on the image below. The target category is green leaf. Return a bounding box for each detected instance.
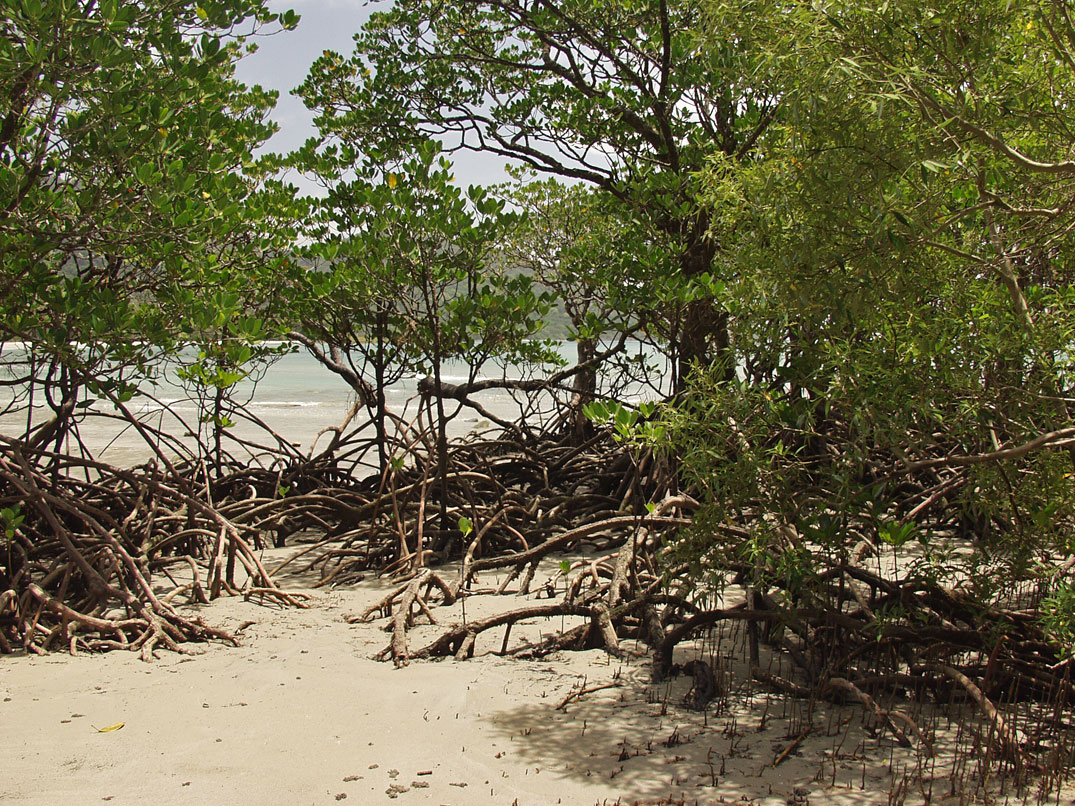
[878,522,916,547]
[280,9,300,30]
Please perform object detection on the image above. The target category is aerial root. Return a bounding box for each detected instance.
[407,601,593,662]
[927,662,1032,771]
[5,419,1073,792]
[23,581,237,660]
[353,569,455,626]
[824,676,920,751]
[0,441,322,659]
[243,588,313,608]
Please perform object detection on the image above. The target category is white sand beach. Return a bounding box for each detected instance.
[3,549,1067,806]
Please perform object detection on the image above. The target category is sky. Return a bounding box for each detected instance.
[233,0,512,191]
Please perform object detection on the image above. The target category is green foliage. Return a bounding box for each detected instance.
[655,0,1075,597]
[0,0,301,460]
[583,400,666,444]
[289,115,557,470]
[495,174,674,339]
[1041,580,1075,659]
[494,174,680,401]
[326,0,769,177]
[877,521,919,549]
[294,0,786,377]
[1,505,23,542]
[292,139,554,380]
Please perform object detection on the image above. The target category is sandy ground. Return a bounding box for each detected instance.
[2,551,1072,806]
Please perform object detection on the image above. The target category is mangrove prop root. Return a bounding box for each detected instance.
[927,662,1031,770]
[824,676,916,750]
[4,413,1073,790]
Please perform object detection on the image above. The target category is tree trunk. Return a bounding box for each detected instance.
[569,337,598,442]
[374,319,389,474]
[675,238,729,390]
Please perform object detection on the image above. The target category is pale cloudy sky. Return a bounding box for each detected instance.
[234,0,512,189]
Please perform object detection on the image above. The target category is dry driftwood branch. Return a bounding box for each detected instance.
[555,681,622,711]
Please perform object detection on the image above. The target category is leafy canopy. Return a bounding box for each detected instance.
[0,0,300,438]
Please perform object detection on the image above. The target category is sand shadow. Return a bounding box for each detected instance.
[480,641,920,806]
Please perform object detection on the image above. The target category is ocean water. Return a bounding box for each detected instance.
[0,341,669,468]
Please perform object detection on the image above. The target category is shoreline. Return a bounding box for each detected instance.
[0,389,529,470]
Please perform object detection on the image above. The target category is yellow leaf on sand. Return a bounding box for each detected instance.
[94,722,125,733]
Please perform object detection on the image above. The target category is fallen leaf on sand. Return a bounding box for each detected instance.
[93,722,125,733]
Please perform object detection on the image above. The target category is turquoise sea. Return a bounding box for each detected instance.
[0,341,669,467]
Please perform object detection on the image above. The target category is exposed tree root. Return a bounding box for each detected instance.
[928,662,1031,771]
[2,401,1073,798]
[0,434,315,658]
